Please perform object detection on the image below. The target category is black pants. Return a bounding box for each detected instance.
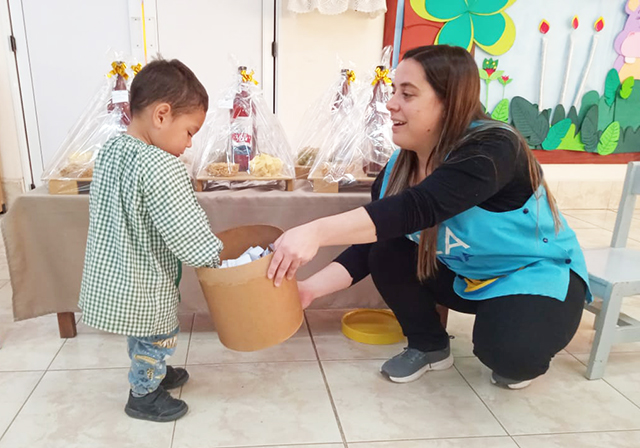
[368,236,586,381]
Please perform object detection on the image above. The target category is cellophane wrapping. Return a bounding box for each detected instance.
[41,58,141,194]
[192,66,294,190]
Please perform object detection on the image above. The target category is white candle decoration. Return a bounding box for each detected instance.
[560,17,579,107]
[539,36,548,112]
[573,18,605,110]
[573,34,600,110]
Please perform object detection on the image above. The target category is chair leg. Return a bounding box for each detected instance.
[593,301,605,330]
[585,285,623,380]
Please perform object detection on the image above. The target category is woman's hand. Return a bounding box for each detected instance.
[268,222,321,287]
[267,207,376,287]
[295,263,353,309]
[297,279,317,309]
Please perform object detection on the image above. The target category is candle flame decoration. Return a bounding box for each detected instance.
[572,16,579,30]
[594,17,605,32]
[539,19,550,34]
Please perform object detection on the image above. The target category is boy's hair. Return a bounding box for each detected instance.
[130,58,208,117]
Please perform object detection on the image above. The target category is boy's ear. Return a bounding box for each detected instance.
[152,102,172,127]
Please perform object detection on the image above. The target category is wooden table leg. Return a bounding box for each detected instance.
[57,312,77,338]
[436,305,449,329]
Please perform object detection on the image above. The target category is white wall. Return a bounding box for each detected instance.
[0,1,27,204]
[477,0,627,113]
[278,8,385,145]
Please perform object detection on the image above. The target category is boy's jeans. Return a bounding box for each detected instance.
[127,327,179,396]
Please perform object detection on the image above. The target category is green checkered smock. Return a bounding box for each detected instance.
[79,134,222,337]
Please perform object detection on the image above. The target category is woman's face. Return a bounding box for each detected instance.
[386,59,445,155]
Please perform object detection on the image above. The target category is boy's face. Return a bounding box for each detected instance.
[150,104,206,157]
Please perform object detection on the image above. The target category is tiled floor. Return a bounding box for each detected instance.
[1,210,640,448]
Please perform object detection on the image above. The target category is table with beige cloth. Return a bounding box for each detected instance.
[2,183,386,337]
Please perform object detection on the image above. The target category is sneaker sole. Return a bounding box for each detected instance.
[124,403,189,422]
[381,353,454,384]
[490,376,532,390]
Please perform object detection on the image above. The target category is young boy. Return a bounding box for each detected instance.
[79,59,223,422]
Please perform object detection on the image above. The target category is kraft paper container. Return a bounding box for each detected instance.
[196,225,303,351]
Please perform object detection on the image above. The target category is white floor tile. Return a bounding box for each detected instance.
[0,281,11,319]
[322,359,505,442]
[0,316,65,371]
[349,437,519,448]
[514,431,640,448]
[0,369,174,448]
[186,313,316,365]
[172,362,342,447]
[0,371,42,438]
[574,228,640,249]
[49,314,194,370]
[561,214,599,230]
[575,352,640,408]
[306,309,406,361]
[455,355,640,435]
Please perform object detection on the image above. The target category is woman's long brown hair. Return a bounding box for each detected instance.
[384,45,561,281]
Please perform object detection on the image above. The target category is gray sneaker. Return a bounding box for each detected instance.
[380,344,454,383]
[490,371,532,390]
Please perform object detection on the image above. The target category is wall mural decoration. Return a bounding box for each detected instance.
[383,0,640,163]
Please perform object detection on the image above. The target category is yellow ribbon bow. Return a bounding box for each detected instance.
[346,69,356,85]
[372,67,391,86]
[131,63,142,76]
[241,69,259,85]
[107,61,129,80]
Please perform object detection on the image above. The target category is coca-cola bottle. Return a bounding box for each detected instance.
[364,65,392,177]
[231,66,255,172]
[107,61,132,130]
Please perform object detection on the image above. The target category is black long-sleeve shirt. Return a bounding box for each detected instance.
[335,128,536,284]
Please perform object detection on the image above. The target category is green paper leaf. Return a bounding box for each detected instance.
[578,90,600,124]
[472,13,506,48]
[551,105,566,126]
[542,119,572,150]
[467,0,510,14]
[437,13,473,49]
[559,124,585,151]
[598,121,621,155]
[620,76,634,99]
[581,105,599,153]
[425,0,468,20]
[617,125,640,153]
[567,106,579,129]
[511,97,549,146]
[597,96,614,132]
[479,69,489,80]
[489,70,504,81]
[491,98,510,123]
[505,78,513,85]
[604,69,620,107]
[612,85,640,129]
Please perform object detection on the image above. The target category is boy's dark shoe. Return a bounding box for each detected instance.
[125,387,188,422]
[160,365,189,390]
